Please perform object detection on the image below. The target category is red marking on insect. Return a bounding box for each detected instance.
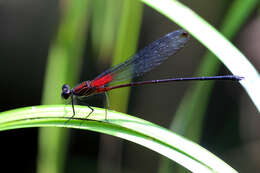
[73,82,87,94]
[94,87,108,94]
[91,74,113,87]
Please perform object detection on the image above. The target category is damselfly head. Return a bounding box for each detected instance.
[61,84,71,100]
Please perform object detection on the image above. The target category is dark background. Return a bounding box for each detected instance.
[0,0,259,173]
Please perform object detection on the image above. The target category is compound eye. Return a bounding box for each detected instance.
[61,84,71,99]
[62,84,70,91]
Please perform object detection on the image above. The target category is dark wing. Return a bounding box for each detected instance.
[91,29,189,87]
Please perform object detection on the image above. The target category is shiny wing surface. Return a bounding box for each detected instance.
[91,29,189,87]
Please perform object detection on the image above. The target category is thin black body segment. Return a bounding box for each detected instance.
[104,75,243,91]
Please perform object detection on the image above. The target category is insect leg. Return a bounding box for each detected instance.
[65,94,76,124]
[79,104,94,126]
[104,92,110,121]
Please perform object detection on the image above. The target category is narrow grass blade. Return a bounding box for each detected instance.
[39,0,91,173]
[0,105,238,173]
[97,1,143,171]
[141,0,260,111]
[109,0,143,111]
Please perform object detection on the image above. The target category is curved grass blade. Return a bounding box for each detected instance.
[141,0,260,111]
[0,105,237,173]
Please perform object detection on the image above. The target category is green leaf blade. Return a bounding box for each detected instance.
[0,105,237,173]
[141,0,260,111]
